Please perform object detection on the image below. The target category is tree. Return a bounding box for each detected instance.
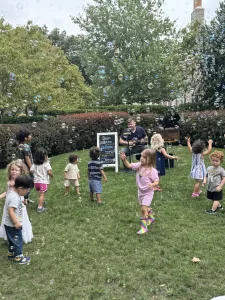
[48,28,91,84]
[71,0,179,106]
[0,19,93,123]
[191,2,225,108]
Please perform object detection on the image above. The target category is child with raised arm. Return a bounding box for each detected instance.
[3,175,34,264]
[0,159,33,243]
[150,133,180,191]
[120,149,159,234]
[64,154,80,196]
[204,151,225,214]
[88,146,107,204]
[185,136,213,197]
[30,148,53,213]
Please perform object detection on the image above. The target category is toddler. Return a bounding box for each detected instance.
[64,154,80,196]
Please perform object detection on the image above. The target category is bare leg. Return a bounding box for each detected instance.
[64,186,69,196]
[38,192,45,208]
[212,201,220,211]
[75,186,80,195]
[141,205,149,219]
[194,180,201,193]
[90,192,94,201]
[96,193,102,203]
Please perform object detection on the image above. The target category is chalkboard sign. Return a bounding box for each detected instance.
[97,132,118,173]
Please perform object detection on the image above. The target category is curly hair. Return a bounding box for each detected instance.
[89,146,100,160]
[192,140,205,154]
[150,133,164,150]
[210,150,224,162]
[7,159,28,180]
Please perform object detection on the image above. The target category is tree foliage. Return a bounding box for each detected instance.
[71,0,179,106]
[0,19,93,123]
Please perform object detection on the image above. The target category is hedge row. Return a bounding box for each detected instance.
[0,110,225,168]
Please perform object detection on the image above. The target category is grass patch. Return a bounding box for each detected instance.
[0,146,225,300]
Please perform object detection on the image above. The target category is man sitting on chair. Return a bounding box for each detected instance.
[119,119,148,171]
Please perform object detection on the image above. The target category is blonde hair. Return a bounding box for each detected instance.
[141,149,156,168]
[7,159,29,180]
[150,133,164,150]
[210,151,224,162]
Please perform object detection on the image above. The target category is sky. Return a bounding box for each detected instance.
[0,0,221,35]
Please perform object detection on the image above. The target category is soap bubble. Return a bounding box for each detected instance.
[43,115,48,121]
[136,115,141,122]
[71,126,75,131]
[61,123,66,129]
[48,96,52,101]
[118,74,123,81]
[7,93,12,98]
[68,139,72,144]
[28,110,33,117]
[32,122,37,128]
[114,48,120,57]
[9,72,16,81]
[12,107,17,113]
[122,98,127,105]
[12,154,16,159]
[34,95,41,103]
[147,83,154,89]
[59,77,64,84]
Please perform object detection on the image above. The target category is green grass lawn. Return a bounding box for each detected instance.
[0,146,225,300]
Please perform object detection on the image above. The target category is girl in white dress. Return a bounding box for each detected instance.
[0,159,33,243]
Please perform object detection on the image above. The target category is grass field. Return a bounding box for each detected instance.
[0,146,225,300]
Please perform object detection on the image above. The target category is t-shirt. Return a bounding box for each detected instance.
[3,190,23,227]
[88,160,103,181]
[64,163,79,179]
[131,162,159,193]
[18,143,33,169]
[121,126,146,145]
[207,166,225,192]
[30,161,52,184]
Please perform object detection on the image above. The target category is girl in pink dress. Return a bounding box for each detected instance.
[120,149,159,234]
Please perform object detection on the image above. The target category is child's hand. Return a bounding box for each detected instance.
[120,152,126,160]
[208,139,213,144]
[104,177,108,182]
[202,181,206,187]
[216,185,222,192]
[174,156,180,160]
[185,136,190,142]
[23,199,28,205]
[149,183,154,190]
[15,221,22,229]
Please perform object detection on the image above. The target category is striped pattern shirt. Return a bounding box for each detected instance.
[88,160,103,181]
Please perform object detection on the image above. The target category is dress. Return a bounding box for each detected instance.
[156,149,166,176]
[0,184,33,243]
[190,153,206,180]
[131,162,159,206]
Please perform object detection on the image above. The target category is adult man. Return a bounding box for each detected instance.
[119,119,148,170]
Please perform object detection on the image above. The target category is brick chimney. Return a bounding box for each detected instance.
[194,0,202,9]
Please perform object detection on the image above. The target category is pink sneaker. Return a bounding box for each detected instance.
[197,190,202,195]
[192,192,199,198]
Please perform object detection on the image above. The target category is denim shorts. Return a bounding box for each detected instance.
[89,180,102,194]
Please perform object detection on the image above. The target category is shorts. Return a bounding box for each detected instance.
[138,192,154,206]
[207,190,223,201]
[64,179,79,187]
[89,180,102,194]
[34,183,48,193]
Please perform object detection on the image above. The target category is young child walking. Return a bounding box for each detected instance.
[64,154,80,196]
[16,128,34,204]
[0,159,33,243]
[185,136,213,197]
[3,174,34,264]
[203,151,225,214]
[120,149,159,234]
[30,148,53,213]
[88,147,107,204]
[150,133,180,191]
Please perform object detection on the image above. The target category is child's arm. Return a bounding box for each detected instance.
[215,176,225,192]
[120,152,132,168]
[47,170,54,179]
[203,139,213,156]
[202,176,207,186]
[0,192,6,199]
[160,148,180,160]
[77,172,80,180]
[64,171,68,179]
[100,170,108,182]
[25,156,32,169]
[149,180,159,190]
[8,207,22,229]
[185,136,192,152]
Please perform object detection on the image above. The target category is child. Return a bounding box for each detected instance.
[120,149,159,234]
[3,174,34,264]
[16,128,34,204]
[0,159,33,243]
[150,133,180,191]
[204,151,225,214]
[185,136,213,197]
[88,146,107,204]
[64,154,80,196]
[30,148,54,213]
